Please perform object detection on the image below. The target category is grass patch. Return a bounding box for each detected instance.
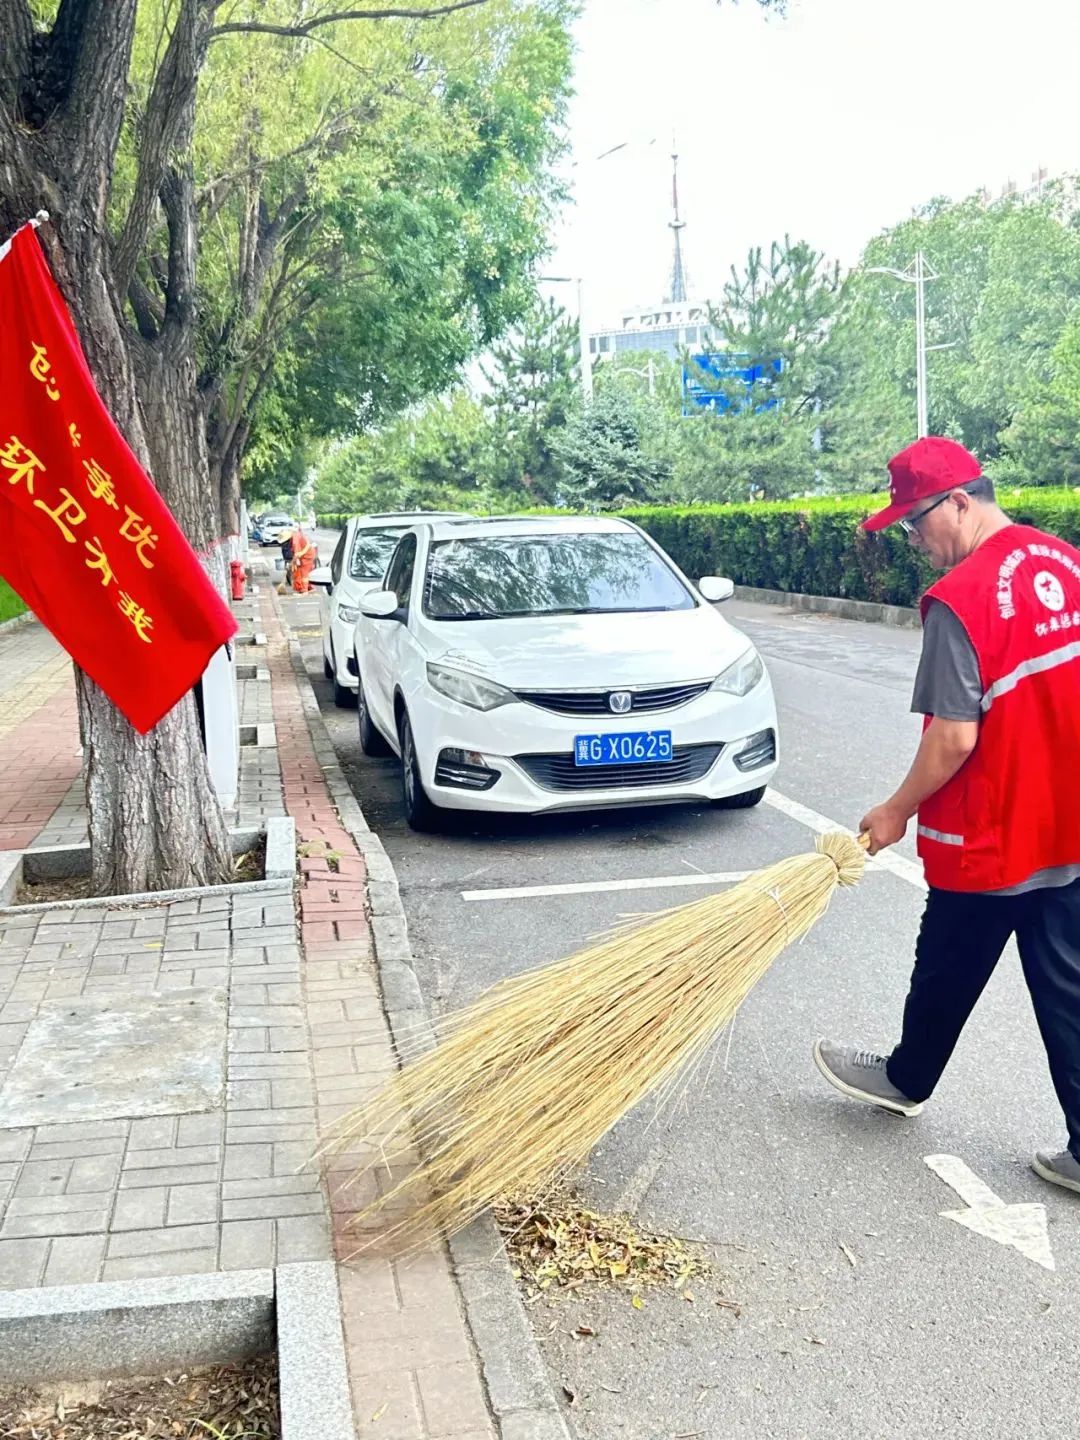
[0,580,28,625]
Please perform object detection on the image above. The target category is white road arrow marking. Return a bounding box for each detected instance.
[924,1154,1055,1272]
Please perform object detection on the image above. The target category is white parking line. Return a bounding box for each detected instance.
[460,785,926,902]
[763,786,927,891]
[462,872,753,902]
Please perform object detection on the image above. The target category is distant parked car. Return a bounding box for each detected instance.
[352,514,778,830]
[258,514,294,547]
[309,511,468,707]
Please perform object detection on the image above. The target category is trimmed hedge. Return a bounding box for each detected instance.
[626,490,1080,609]
[0,579,27,625]
[319,488,1080,611]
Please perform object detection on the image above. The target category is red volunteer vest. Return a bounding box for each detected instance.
[917,524,1080,891]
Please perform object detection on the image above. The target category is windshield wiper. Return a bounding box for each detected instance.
[433,610,513,621]
[520,605,679,617]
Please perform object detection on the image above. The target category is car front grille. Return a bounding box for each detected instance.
[515,681,711,716]
[514,743,724,793]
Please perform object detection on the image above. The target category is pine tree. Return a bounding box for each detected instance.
[483,296,579,502]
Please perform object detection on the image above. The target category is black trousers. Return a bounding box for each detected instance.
[886,877,1080,1161]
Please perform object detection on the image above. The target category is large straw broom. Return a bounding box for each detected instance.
[326,831,869,1249]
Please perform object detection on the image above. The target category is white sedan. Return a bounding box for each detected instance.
[311,510,467,707]
[353,515,778,831]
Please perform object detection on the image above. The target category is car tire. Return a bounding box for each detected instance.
[323,653,334,680]
[399,709,442,832]
[713,785,767,810]
[357,677,391,757]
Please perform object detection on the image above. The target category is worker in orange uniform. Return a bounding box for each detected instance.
[289,526,316,594]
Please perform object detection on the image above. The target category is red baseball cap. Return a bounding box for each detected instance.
[861,436,982,532]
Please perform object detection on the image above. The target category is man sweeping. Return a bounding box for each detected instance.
[814,436,1080,1196]
[288,524,316,594]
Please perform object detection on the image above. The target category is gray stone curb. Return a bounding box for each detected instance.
[0,1263,354,1438]
[0,610,35,636]
[284,636,573,1440]
[0,817,296,916]
[265,814,297,880]
[277,1262,355,1440]
[733,583,921,629]
[0,875,290,918]
[0,1269,274,1384]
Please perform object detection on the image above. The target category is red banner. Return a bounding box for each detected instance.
[0,222,236,732]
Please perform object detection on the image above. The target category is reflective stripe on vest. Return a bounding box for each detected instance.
[917,824,964,847]
[981,637,1080,713]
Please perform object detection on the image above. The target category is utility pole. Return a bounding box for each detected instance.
[867,250,947,438]
[577,277,593,403]
[913,250,929,438]
[540,274,592,403]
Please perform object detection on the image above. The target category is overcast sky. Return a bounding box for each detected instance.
[541,0,1080,328]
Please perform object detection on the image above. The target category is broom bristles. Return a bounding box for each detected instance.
[322,832,868,1251]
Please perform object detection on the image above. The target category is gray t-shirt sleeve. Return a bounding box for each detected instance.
[910,600,984,721]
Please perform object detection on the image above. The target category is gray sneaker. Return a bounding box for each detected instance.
[812,1038,924,1118]
[1032,1149,1080,1195]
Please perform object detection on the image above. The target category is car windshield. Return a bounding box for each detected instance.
[349,526,407,580]
[423,532,695,620]
[264,516,291,527]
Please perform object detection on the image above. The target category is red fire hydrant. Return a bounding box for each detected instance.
[230,559,246,601]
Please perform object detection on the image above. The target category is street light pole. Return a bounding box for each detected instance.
[867,250,938,438]
[577,277,593,403]
[540,274,592,402]
[619,359,656,397]
[913,250,928,438]
[539,134,658,407]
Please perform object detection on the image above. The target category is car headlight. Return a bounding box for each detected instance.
[711,648,765,697]
[426,663,515,712]
[337,603,360,625]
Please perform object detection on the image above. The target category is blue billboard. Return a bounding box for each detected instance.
[681,352,783,417]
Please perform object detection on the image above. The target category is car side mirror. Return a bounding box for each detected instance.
[309,566,333,593]
[361,589,402,620]
[699,575,735,603]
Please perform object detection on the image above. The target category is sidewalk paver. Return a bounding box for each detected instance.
[0,587,501,1439]
[259,586,497,1440]
[0,622,81,851]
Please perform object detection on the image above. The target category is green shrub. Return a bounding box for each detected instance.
[320,489,1080,610]
[625,489,1080,609]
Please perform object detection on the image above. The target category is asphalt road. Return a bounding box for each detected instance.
[293,553,1077,1440]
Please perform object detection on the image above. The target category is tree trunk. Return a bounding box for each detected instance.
[0,0,232,895]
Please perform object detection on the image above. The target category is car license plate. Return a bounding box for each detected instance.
[574,731,674,766]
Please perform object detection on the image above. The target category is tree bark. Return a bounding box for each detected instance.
[0,1,233,895]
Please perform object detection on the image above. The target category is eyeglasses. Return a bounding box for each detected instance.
[898,492,952,536]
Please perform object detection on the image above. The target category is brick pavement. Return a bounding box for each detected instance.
[0,590,500,1439]
[0,885,332,1285]
[0,622,81,851]
[259,586,497,1440]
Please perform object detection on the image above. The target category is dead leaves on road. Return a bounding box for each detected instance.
[494,1188,710,1304]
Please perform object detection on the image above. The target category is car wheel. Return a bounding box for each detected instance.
[713,785,767,810]
[323,653,334,680]
[399,709,442,832]
[357,677,391,757]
